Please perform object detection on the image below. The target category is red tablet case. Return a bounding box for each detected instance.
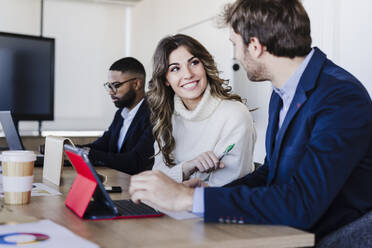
[65,150,98,218]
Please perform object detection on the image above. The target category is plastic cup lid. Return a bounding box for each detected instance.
[0,150,36,162]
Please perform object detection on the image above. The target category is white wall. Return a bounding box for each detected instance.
[338,0,372,96]
[232,73,271,164]
[0,0,129,133]
[42,0,128,131]
[304,0,372,97]
[0,0,41,35]
[130,0,233,81]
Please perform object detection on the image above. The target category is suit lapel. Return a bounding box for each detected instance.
[267,48,327,184]
[274,89,307,155]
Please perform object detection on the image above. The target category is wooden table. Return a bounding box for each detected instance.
[2,168,314,248]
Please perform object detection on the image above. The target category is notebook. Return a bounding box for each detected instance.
[64,144,163,220]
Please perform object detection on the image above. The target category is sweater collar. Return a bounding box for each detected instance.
[174,84,221,121]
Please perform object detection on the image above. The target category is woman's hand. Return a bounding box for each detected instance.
[182,151,225,179]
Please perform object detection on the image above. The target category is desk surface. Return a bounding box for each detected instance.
[3,168,314,248]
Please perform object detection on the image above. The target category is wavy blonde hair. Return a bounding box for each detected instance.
[148,34,242,166]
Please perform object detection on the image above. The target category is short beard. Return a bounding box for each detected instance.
[114,87,136,109]
[243,48,270,82]
[246,62,269,82]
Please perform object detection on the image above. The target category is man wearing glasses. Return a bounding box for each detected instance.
[82,57,154,174]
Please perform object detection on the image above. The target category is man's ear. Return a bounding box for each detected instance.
[248,37,266,58]
[133,78,144,90]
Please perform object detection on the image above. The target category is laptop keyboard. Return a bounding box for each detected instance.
[113,200,160,216]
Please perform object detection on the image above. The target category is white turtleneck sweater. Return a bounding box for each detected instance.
[152,85,256,187]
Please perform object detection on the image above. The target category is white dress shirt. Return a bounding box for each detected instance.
[117,99,144,151]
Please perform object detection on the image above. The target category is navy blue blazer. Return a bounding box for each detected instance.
[204,48,372,240]
[86,100,154,175]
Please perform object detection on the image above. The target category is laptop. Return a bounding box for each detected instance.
[64,144,163,220]
[0,111,24,150]
[0,111,45,165]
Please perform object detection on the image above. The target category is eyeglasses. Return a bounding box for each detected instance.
[103,78,137,93]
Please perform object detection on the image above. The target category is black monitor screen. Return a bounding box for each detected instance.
[0,32,54,121]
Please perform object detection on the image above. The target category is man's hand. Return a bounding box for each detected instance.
[129,171,195,212]
[183,178,209,188]
[182,151,225,179]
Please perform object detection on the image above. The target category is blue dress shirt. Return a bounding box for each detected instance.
[273,49,314,129]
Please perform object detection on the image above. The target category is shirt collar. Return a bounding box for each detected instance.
[121,98,144,120]
[272,48,315,105]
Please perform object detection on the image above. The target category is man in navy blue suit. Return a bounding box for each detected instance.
[129,0,372,242]
[83,57,154,174]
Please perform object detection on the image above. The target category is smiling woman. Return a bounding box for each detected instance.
[147,34,257,186]
[166,46,208,110]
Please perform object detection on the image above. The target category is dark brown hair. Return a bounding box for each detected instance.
[109,57,146,81]
[222,0,312,58]
[148,34,242,166]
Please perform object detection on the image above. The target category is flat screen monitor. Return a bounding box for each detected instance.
[0,32,55,121]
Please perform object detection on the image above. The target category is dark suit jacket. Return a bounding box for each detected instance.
[86,100,154,175]
[204,48,372,241]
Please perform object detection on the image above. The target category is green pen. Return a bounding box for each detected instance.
[202,144,236,182]
[219,144,235,160]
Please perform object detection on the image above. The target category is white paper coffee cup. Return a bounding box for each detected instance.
[1,150,36,205]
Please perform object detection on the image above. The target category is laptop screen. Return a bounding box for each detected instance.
[0,111,24,150]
